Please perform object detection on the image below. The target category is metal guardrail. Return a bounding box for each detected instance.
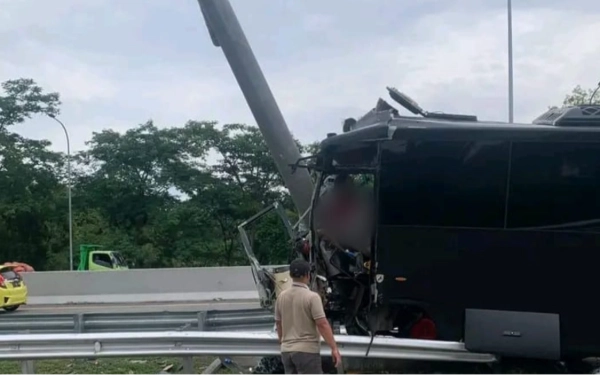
[0,309,274,334]
[0,331,497,363]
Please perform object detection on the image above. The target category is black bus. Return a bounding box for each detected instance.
[303,90,600,363]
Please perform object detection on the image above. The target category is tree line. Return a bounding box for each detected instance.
[0,78,311,270]
[0,78,598,271]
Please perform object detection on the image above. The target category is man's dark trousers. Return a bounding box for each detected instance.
[281,352,322,374]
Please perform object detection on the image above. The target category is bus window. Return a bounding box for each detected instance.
[379,140,510,228]
[507,142,600,229]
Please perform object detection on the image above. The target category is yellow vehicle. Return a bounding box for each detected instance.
[0,265,27,312]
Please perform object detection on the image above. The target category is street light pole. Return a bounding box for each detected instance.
[48,114,73,271]
[507,0,514,123]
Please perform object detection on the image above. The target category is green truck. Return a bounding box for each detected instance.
[77,244,130,271]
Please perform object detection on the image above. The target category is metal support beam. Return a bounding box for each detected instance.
[21,360,35,374]
[507,0,514,123]
[74,313,85,333]
[181,356,194,374]
[47,114,74,270]
[197,0,314,217]
[197,311,207,331]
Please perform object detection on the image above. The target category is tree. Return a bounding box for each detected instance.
[77,121,181,228]
[561,84,600,106]
[73,119,295,268]
[0,78,61,129]
[175,121,297,266]
[0,77,304,270]
[0,79,66,269]
[74,121,205,267]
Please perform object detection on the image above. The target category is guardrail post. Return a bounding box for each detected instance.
[20,360,35,374]
[74,313,85,333]
[197,311,207,331]
[181,356,194,374]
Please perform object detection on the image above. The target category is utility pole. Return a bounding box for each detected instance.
[197,0,314,217]
[48,114,73,271]
[507,0,514,123]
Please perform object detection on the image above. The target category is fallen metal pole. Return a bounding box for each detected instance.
[197,0,314,218]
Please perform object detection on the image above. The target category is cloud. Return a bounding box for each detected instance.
[7,43,118,103]
[1,0,599,154]
[266,2,600,138]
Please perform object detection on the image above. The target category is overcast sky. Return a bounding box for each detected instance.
[2,0,599,154]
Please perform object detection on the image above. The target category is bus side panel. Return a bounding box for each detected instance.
[376,226,600,359]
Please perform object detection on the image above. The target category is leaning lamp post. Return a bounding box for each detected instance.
[48,114,74,271]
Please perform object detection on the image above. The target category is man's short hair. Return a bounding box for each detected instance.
[289,258,311,278]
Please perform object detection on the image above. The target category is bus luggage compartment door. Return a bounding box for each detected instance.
[464,308,560,360]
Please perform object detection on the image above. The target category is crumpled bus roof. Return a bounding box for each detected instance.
[320,116,600,152]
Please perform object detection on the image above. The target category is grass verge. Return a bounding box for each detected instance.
[0,356,239,374]
[0,356,570,374]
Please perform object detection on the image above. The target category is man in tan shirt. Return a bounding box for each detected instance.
[275,259,342,374]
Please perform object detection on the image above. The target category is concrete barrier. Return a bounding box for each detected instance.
[21,266,261,305]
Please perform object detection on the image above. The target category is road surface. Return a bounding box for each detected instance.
[10,300,262,315]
